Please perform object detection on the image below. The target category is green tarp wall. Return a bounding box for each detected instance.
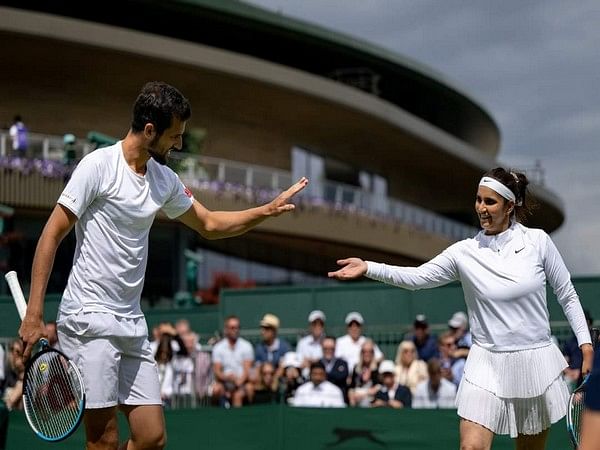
[2,277,600,343]
[4,406,572,450]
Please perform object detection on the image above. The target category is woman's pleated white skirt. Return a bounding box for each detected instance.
[456,342,569,438]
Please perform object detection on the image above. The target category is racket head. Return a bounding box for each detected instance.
[566,375,589,448]
[22,343,86,442]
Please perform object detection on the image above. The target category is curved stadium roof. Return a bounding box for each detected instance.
[0,0,564,232]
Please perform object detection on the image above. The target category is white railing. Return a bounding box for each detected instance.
[0,130,93,160]
[169,152,477,241]
[0,130,477,241]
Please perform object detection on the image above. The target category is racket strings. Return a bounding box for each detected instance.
[24,352,84,440]
[567,389,586,444]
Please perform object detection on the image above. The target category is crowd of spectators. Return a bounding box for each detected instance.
[1,307,591,413]
[142,310,474,410]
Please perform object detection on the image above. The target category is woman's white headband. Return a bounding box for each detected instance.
[479,177,516,202]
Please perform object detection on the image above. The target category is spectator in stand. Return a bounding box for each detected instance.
[563,309,593,390]
[0,343,4,394]
[335,311,383,373]
[372,360,412,409]
[2,339,25,411]
[154,334,175,408]
[408,314,438,362]
[296,310,326,375]
[254,313,291,376]
[394,340,428,394]
[211,315,254,407]
[45,320,59,348]
[280,352,305,403]
[437,331,466,387]
[171,332,197,407]
[348,339,381,407]
[252,361,279,405]
[413,358,458,409]
[448,311,472,359]
[319,336,349,402]
[292,361,345,408]
[579,339,600,450]
[9,115,27,158]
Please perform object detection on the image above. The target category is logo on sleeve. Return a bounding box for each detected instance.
[184,186,193,198]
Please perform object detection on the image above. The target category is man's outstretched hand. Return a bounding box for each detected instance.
[267,177,308,216]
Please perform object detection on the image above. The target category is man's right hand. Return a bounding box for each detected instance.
[19,314,46,361]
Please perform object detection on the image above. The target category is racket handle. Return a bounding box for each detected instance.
[5,270,28,321]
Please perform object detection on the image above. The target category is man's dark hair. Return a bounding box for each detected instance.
[310,361,326,372]
[131,81,191,135]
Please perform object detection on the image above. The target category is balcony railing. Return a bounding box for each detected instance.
[0,130,477,241]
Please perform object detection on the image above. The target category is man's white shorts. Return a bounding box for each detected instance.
[57,312,161,409]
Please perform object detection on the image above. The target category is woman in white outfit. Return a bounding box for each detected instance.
[328,167,594,450]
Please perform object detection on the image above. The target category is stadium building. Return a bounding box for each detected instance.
[0,1,564,301]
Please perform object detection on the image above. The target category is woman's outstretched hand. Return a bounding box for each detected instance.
[327,258,368,280]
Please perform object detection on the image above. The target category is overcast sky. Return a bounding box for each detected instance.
[245,0,600,276]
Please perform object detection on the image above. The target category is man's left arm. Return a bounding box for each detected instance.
[178,177,307,240]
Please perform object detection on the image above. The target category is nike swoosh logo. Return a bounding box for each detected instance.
[515,248,524,254]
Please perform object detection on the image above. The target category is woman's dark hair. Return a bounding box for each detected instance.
[131,81,191,135]
[155,333,174,364]
[483,167,535,223]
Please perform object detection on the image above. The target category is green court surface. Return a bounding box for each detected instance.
[5,405,571,449]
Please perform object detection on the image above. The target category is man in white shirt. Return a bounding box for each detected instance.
[17,82,308,450]
[211,316,254,408]
[292,361,345,408]
[296,310,326,376]
[412,358,457,409]
[335,312,383,373]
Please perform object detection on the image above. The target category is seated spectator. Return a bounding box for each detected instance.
[296,310,326,376]
[292,362,346,408]
[437,331,466,387]
[407,314,438,362]
[211,315,255,407]
[279,352,305,404]
[394,340,428,394]
[172,332,198,408]
[412,358,457,409]
[372,360,411,409]
[563,309,593,390]
[319,336,349,402]
[0,342,5,394]
[335,312,383,373]
[348,339,380,407]
[3,339,24,411]
[252,361,279,405]
[448,311,472,358]
[254,313,291,375]
[154,334,175,408]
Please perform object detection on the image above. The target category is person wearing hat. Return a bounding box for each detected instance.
[335,311,383,373]
[448,311,472,359]
[372,360,412,409]
[329,167,593,449]
[409,314,438,362]
[296,310,327,372]
[254,313,291,380]
[280,351,305,403]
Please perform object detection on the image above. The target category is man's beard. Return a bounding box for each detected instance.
[148,148,168,165]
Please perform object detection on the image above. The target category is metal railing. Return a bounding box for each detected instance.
[170,152,477,241]
[0,130,477,241]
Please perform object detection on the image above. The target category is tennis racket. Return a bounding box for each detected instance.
[4,270,86,442]
[566,327,600,448]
